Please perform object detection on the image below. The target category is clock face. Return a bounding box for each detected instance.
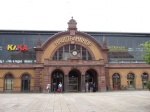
[72,50,78,56]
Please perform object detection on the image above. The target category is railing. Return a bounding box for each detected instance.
[109,60,146,63]
[44,59,105,66]
[0,60,36,63]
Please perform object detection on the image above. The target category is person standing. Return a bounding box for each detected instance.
[89,82,93,92]
[93,82,96,92]
[53,82,57,93]
[85,82,89,92]
[46,83,51,93]
[58,82,62,92]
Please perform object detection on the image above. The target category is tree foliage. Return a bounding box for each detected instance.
[147,81,150,91]
[140,41,150,64]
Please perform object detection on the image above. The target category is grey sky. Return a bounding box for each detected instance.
[0,0,150,33]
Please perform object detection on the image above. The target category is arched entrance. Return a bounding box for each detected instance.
[85,69,98,92]
[141,72,149,89]
[112,73,121,90]
[51,70,64,92]
[21,74,30,92]
[127,73,135,89]
[68,69,81,91]
[4,74,14,92]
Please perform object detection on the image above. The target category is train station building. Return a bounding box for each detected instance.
[0,18,150,92]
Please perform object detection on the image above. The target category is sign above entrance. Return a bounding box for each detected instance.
[54,36,92,46]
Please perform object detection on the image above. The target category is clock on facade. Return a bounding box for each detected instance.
[72,50,78,56]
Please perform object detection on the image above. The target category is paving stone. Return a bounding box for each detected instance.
[0,91,149,112]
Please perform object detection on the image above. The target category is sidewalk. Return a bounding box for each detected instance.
[0,91,149,112]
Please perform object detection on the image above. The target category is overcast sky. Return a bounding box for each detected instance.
[0,0,150,33]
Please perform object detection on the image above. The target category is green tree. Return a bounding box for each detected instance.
[147,81,150,91]
[140,41,150,64]
[141,41,150,91]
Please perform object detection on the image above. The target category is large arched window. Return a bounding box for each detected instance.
[127,73,135,88]
[53,44,92,60]
[4,74,14,90]
[21,74,30,92]
[112,73,121,90]
[141,72,149,89]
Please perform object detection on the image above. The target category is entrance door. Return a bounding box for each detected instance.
[112,73,120,90]
[85,69,98,91]
[52,70,64,91]
[127,73,135,88]
[21,74,30,92]
[68,70,81,91]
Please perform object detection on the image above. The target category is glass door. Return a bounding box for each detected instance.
[69,77,78,91]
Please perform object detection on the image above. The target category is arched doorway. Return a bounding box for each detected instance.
[141,73,149,89]
[127,73,135,89]
[112,73,121,90]
[85,69,98,92]
[4,74,14,92]
[21,74,30,92]
[68,69,81,91]
[51,70,64,92]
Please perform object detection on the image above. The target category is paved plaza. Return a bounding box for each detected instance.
[0,91,149,112]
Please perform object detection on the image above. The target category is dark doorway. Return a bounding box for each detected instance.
[127,73,135,88]
[112,73,121,90]
[52,70,64,92]
[85,69,98,91]
[21,74,30,92]
[68,70,81,91]
[141,73,149,89]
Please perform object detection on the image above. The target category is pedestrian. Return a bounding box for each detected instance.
[85,82,89,92]
[53,82,57,93]
[46,83,51,93]
[58,82,62,92]
[89,82,93,92]
[93,82,96,92]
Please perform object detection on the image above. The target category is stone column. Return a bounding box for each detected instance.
[34,68,41,92]
[100,75,106,92]
[43,67,50,93]
[64,75,69,92]
[81,74,85,92]
[98,75,101,91]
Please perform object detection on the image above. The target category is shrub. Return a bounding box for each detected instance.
[147,81,150,91]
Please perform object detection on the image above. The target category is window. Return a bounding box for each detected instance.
[53,44,92,60]
[4,74,13,90]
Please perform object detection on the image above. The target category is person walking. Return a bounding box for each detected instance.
[58,82,63,93]
[46,83,51,93]
[53,82,57,93]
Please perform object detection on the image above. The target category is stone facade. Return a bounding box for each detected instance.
[0,18,150,92]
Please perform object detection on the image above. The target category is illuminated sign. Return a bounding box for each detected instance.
[108,46,127,51]
[7,44,28,51]
[54,36,92,46]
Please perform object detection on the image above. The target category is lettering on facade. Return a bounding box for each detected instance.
[108,46,127,51]
[7,44,28,51]
[54,36,92,46]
